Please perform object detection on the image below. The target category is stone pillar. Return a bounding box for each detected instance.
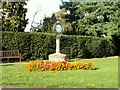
[49,38,67,62]
[56,38,60,53]
[48,15,68,62]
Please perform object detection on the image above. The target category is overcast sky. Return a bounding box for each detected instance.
[25,0,69,32]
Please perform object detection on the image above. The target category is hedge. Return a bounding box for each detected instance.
[2,31,116,60]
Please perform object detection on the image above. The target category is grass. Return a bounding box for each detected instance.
[1,56,118,88]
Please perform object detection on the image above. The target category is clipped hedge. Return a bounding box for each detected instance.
[2,31,116,60]
[60,35,116,58]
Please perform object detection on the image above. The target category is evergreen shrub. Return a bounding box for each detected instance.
[2,31,116,60]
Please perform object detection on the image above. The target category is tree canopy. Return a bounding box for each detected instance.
[37,2,120,39]
[2,2,28,32]
[60,2,120,38]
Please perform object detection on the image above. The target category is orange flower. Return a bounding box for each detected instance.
[25,60,96,71]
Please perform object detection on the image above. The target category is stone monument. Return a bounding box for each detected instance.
[48,14,67,62]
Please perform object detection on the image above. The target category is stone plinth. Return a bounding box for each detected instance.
[49,53,67,62]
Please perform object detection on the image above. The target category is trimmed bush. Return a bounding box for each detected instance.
[2,31,116,60]
[61,35,116,58]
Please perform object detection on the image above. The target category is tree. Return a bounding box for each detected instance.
[75,2,120,38]
[37,1,120,41]
[59,2,120,38]
[60,2,81,34]
[37,13,57,33]
[2,2,28,32]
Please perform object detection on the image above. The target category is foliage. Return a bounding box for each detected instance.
[25,60,96,71]
[2,2,28,32]
[55,8,73,34]
[36,13,57,32]
[2,32,31,59]
[2,31,116,60]
[60,2,81,35]
[59,1,120,55]
[112,33,120,55]
[59,2,120,38]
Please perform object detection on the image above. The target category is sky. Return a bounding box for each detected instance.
[25,0,69,32]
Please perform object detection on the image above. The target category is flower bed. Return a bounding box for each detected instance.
[25,60,96,71]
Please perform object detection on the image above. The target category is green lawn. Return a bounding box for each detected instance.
[1,56,118,88]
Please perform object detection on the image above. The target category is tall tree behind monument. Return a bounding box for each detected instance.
[60,2,80,35]
[60,2,120,37]
[2,2,28,32]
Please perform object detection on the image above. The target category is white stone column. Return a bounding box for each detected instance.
[48,19,67,62]
[56,38,60,53]
[56,38,60,54]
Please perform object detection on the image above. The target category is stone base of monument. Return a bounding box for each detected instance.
[49,53,67,62]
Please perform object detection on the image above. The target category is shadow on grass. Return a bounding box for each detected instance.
[68,60,80,62]
[94,68,99,70]
[1,64,15,67]
[67,59,85,62]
